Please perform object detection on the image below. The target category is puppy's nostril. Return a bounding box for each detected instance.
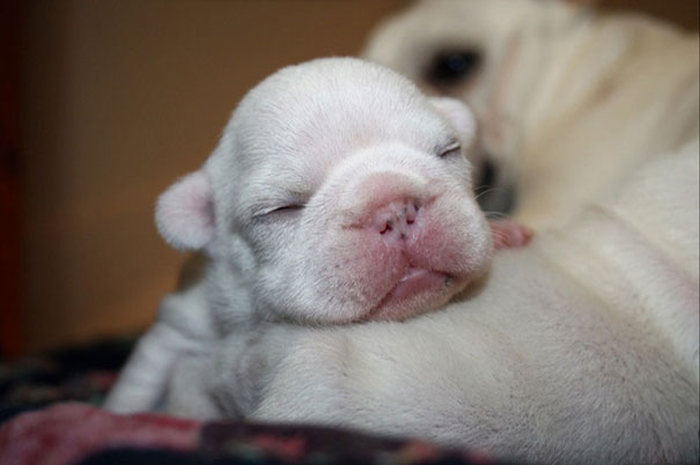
[375,200,420,237]
[380,221,393,235]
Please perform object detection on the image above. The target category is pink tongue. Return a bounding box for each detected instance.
[390,268,445,300]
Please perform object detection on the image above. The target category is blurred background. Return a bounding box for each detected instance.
[1,0,698,356]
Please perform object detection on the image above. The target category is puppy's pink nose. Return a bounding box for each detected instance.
[373,199,421,240]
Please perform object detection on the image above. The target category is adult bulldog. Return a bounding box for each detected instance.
[363,0,699,229]
[154,58,700,465]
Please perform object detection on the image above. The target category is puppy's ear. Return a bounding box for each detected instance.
[155,171,215,251]
[429,97,477,147]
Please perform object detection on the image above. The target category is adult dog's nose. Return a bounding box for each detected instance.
[372,198,421,240]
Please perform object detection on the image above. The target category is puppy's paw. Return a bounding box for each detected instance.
[489,219,533,250]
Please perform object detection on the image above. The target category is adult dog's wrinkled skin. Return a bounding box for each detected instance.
[364,0,699,230]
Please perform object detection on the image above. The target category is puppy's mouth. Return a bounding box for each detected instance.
[364,267,458,321]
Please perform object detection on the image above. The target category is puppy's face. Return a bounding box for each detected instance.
[363,0,580,211]
[157,58,492,324]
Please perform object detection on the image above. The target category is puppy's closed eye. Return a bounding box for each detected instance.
[424,49,482,88]
[250,205,304,225]
[253,191,308,220]
[438,140,461,158]
[267,204,305,215]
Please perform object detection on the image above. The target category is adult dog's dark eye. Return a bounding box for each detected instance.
[425,49,482,87]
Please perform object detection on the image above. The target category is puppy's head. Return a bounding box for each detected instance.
[363,0,587,213]
[155,58,492,324]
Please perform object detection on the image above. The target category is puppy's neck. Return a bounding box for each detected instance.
[206,257,259,335]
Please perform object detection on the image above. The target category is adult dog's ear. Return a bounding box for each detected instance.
[429,97,477,148]
[155,170,215,251]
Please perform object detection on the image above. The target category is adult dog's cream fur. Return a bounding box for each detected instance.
[105,58,498,413]
[363,0,699,229]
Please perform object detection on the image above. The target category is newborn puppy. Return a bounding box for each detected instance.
[105,57,530,413]
[364,0,699,229]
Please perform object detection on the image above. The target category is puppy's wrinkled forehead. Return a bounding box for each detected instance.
[227,58,455,177]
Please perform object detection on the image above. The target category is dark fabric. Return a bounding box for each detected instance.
[0,337,135,416]
[199,421,518,465]
[79,446,516,465]
[78,449,229,465]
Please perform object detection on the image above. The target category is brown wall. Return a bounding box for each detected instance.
[16,0,697,353]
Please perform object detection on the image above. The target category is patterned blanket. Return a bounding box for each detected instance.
[0,338,520,465]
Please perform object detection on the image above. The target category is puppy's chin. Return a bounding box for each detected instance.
[363,270,472,322]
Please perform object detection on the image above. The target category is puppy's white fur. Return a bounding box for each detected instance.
[105,58,495,412]
[363,0,699,229]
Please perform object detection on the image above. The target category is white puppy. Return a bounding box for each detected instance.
[105,57,530,413]
[363,0,699,229]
